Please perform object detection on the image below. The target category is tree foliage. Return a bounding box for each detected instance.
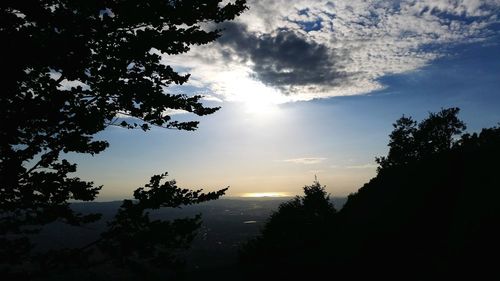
[1,0,247,278]
[261,181,335,243]
[239,180,336,276]
[376,107,466,170]
[99,173,228,269]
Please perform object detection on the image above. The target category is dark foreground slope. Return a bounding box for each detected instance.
[337,126,500,280]
[239,113,500,281]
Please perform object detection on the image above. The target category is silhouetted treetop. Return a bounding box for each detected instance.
[99,173,228,271]
[302,180,337,217]
[239,180,336,275]
[264,180,336,236]
[376,107,466,170]
[417,107,466,153]
[132,172,228,209]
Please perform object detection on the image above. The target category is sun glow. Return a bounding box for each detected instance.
[241,192,290,198]
[212,67,289,116]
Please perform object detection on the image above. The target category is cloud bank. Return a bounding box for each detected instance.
[164,0,500,104]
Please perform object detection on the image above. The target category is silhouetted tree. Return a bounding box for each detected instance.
[416,107,466,154]
[239,180,336,277]
[1,0,246,278]
[100,173,228,268]
[259,181,336,245]
[376,107,466,170]
[375,115,418,169]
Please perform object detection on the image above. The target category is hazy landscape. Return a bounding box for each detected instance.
[29,197,346,279]
[35,197,347,268]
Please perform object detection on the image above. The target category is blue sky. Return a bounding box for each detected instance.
[69,0,500,200]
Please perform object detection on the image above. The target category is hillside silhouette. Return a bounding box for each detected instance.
[339,125,500,280]
[239,108,500,280]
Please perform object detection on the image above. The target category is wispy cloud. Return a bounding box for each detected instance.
[282,157,327,164]
[308,169,325,174]
[345,164,379,169]
[164,0,500,105]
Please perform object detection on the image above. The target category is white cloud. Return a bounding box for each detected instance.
[282,157,327,164]
[163,0,500,105]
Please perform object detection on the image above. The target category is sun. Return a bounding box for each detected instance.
[213,66,289,116]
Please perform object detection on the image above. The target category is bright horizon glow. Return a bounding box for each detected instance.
[241,192,290,198]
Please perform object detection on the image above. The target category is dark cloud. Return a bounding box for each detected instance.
[217,22,348,90]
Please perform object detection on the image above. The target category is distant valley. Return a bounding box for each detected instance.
[34,197,347,272]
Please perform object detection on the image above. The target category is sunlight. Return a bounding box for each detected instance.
[241,192,290,198]
[212,66,289,116]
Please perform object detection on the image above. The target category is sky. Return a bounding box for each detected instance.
[70,0,500,200]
